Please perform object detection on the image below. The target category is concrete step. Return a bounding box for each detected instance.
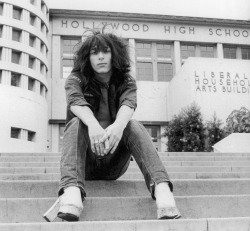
[1,195,250,223]
[1,156,250,162]
[0,217,250,231]
[1,160,250,168]
[1,152,250,157]
[1,179,250,198]
[0,166,250,174]
[1,171,250,180]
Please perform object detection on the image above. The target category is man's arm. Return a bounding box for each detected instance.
[101,105,134,154]
[70,105,109,156]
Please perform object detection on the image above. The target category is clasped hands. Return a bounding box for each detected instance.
[88,122,125,157]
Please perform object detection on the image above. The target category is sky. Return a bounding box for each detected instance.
[47,0,250,20]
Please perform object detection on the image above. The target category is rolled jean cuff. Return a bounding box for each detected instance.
[58,183,86,201]
[150,180,174,200]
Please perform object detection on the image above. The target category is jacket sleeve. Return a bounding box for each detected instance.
[119,79,137,110]
[64,74,92,110]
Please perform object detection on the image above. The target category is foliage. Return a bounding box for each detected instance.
[224,107,250,134]
[204,113,225,152]
[164,103,205,152]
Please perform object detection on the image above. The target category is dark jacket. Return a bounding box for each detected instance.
[64,72,137,124]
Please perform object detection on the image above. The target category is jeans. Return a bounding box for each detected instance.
[59,117,173,200]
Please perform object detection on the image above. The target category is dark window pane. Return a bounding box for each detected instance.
[29,35,35,47]
[157,44,172,58]
[28,78,35,91]
[13,7,22,20]
[63,38,81,54]
[11,51,21,64]
[62,59,74,78]
[29,56,35,69]
[181,44,195,59]
[157,63,173,81]
[0,3,3,15]
[11,73,21,87]
[223,46,236,59]
[136,62,153,81]
[12,29,21,42]
[30,14,36,26]
[242,47,250,60]
[11,127,21,139]
[136,43,152,57]
[59,124,65,152]
[200,45,214,58]
[28,131,35,141]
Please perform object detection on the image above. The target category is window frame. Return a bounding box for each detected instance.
[61,37,81,79]
[135,41,174,82]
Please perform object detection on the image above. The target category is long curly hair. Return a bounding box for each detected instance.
[72,29,133,87]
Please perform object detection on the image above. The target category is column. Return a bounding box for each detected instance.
[174,41,181,73]
[128,38,136,79]
[217,43,224,59]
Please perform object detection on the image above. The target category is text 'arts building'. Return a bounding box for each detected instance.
[0,0,250,152]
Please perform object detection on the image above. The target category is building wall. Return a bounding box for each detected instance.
[1,2,250,152]
[0,0,49,152]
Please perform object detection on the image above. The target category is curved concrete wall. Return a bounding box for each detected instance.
[0,0,49,152]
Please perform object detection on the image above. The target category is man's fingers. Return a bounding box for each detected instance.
[99,142,105,156]
[110,141,118,154]
[91,138,96,153]
[103,139,110,154]
[100,130,111,143]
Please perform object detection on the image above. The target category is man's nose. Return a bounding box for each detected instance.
[98,52,104,59]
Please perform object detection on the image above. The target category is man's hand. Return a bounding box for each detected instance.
[101,122,126,154]
[88,123,110,157]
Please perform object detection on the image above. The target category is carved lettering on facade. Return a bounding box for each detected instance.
[194,71,250,94]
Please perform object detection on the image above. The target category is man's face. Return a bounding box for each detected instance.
[89,45,112,74]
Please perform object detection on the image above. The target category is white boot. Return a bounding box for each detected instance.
[57,186,83,221]
[155,182,181,219]
[43,186,83,222]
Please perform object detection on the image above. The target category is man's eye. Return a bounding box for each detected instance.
[90,50,98,54]
[104,47,111,53]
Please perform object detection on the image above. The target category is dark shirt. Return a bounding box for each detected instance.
[64,72,137,125]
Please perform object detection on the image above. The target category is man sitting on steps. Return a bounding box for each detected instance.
[43,28,181,222]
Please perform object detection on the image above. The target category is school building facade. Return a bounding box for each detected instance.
[0,0,250,152]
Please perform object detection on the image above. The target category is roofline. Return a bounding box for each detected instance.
[49,9,250,28]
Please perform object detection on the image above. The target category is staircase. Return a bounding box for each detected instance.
[0,152,250,230]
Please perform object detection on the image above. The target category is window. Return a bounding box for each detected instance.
[0,70,2,83]
[41,1,47,14]
[28,131,35,141]
[136,42,173,81]
[0,3,3,15]
[181,44,195,60]
[59,124,65,151]
[0,25,3,38]
[28,78,35,91]
[30,13,36,26]
[40,84,44,96]
[29,34,36,47]
[11,127,21,139]
[136,62,153,81]
[13,7,22,20]
[11,50,21,64]
[12,29,21,42]
[242,47,250,60]
[30,0,36,5]
[0,47,2,60]
[62,38,81,78]
[200,45,215,58]
[40,42,44,53]
[29,56,35,69]
[11,72,21,87]
[144,125,161,151]
[223,46,236,59]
